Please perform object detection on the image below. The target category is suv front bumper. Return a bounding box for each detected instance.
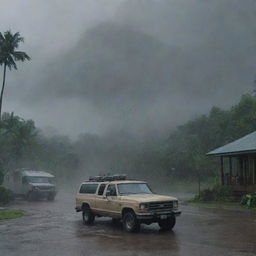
[136,210,181,220]
[31,189,57,198]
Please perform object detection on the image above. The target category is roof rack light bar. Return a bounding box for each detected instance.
[88,174,127,182]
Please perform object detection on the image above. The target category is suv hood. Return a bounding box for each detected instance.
[120,193,177,202]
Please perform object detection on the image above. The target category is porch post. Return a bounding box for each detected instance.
[229,157,232,185]
[245,155,248,186]
[220,156,224,185]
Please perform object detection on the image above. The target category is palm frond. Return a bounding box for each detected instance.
[0,30,30,69]
[6,55,17,70]
[12,51,31,61]
[11,32,24,49]
[0,53,5,65]
[0,32,4,42]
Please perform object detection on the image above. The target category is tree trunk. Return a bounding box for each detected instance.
[0,63,7,121]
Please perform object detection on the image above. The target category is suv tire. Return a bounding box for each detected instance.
[82,207,95,225]
[158,216,176,231]
[47,193,55,201]
[123,211,140,232]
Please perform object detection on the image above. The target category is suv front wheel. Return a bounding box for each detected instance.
[82,207,95,225]
[158,216,176,231]
[123,210,140,232]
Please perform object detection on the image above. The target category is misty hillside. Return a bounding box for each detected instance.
[47,23,176,105]
[33,0,256,136]
[40,22,195,135]
[2,0,256,137]
[118,0,256,97]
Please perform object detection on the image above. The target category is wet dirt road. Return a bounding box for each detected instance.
[1,192,256,256]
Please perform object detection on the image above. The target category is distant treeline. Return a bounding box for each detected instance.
[162,94,256,180]
[0,112,79,184]
[1,94,256,185]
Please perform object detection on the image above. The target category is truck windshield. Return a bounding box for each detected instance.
[25,176,52,184]
[117,183,152,195]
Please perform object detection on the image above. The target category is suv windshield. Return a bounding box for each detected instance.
[117,183,152,195]
[25,176,52,184]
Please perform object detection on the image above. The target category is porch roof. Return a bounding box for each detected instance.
[207,131,256,156]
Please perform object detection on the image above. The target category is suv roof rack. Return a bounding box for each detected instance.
[88,174,127,182]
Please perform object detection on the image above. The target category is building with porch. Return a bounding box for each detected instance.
[207,131,256,194]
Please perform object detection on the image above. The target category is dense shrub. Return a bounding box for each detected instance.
[0,186,14,205]
[212,185,233,201]
[193,185,233,202]
[241,193,256,208]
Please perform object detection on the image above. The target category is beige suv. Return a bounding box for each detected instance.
[75,175,181,232]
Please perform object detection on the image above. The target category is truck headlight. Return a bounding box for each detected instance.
[173,201,178,208]
[139,203,149,209]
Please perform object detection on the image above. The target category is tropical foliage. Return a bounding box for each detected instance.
[192,185,234,202]
[1,94,256,188]
[161,94,256,180]
[0,113,79,183]
[241,193,256,208]
[0,31,30,118]
[0,186,14,205]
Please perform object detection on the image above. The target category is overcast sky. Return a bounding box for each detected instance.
[1,0,124,136]
[1,0,255,138]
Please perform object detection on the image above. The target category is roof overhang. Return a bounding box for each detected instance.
[22,170,54,178]
[207,149,256,157]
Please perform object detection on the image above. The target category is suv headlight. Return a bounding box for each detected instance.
[173,200,178,208]
[139,203,149,209]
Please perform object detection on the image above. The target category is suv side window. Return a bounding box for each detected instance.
[80,184,98,194]
[107,184,117,196]
[98,184,106,195]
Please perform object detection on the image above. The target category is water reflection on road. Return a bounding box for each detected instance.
[0,192,256,256]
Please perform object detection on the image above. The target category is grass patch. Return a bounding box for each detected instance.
[0,209,24,220]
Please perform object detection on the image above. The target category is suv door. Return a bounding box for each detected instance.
[95,184,121,217]
[21,176,30,195]
[94,183,107,212]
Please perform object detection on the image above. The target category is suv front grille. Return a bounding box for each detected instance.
[148,201,173,211]
[38,186,53,191]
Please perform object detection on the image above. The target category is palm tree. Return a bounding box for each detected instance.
[0,31,30,120]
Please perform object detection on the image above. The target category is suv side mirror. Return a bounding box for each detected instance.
[106,191,111,197]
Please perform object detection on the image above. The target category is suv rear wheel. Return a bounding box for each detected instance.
[123,210,140,232]
[158,216,176,231]
[82,207,95,225]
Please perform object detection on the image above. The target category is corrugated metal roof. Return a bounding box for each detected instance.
[207,131,256,156]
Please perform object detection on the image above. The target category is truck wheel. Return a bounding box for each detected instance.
[158,216,176,231]
[82,207,95,225]
[47,194,55,201]
[27,192,36,201]
[123,211,140,232]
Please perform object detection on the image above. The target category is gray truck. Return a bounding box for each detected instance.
[3,168,57,201]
